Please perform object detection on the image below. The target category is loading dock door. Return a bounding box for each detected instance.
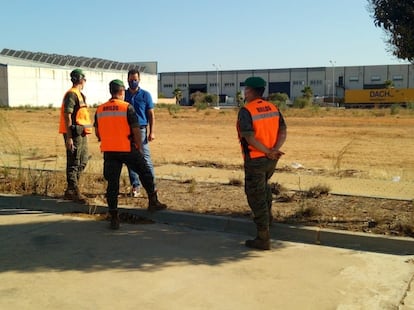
[269,82,290,97]
[188,84,207,105]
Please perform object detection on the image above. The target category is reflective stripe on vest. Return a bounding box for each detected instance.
[58,88,92,134]
[242,99,280,159]
[96,99,131,152]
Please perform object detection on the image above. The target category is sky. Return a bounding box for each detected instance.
[0,0,409,73]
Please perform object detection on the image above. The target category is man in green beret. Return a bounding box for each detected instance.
[237,76,287,250]
[58,68,92,204]
[94,79,167,230]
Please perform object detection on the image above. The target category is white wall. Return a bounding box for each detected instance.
[6,65,158,107]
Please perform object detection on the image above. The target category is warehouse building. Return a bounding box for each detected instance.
[159,64,414,105]
[0,48,158,107]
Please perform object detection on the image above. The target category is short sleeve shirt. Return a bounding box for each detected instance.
[124,88,154,126]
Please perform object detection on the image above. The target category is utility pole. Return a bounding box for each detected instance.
[212,64,220,107]
[329,60,336,106]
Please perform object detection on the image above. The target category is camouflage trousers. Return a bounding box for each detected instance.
[244,157,277,230]
[63,134,88,191]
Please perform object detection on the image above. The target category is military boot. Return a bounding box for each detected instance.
[63,188,87,204]
[73,188,87,204]
[245,229,271,250]
[109,210,120,230]
[269,209,274,227]
[148,191,167,213]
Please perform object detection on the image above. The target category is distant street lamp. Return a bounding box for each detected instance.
[212,64,220,106]
[329,60,336,106]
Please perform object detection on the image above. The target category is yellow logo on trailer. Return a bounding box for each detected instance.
[345,88,414,105]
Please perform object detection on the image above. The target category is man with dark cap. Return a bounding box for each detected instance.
[237,76,287,250]
[58,68,92,203]
[94,79,167,230]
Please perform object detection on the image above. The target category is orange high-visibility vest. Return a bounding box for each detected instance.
[95,99,132,152]
[239,98,280,159]
[58,87,92,135]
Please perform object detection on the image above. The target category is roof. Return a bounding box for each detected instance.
[0,48,157,74]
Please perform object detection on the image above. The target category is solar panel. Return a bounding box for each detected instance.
[33,54,43,61]
[103,61,112,69]
[0,48,155,74]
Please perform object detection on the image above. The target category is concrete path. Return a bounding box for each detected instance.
[155,164,414,200]
[1,194,414,309]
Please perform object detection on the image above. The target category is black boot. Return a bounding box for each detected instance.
[109,210,120,230]
[148,191,167,212]
[269,209,274,227]
[245,229,271,250]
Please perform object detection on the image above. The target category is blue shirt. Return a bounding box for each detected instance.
[124,88,154,126]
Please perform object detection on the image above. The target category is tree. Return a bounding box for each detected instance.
[301,86,313,100]
[384,79,394,88]
[173,88,183,105]
[368,0,414,63]
[236,91,244,107]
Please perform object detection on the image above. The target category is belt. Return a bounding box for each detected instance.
[140,125,147,129]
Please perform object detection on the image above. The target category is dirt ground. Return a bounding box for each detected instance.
[0,106,413,237]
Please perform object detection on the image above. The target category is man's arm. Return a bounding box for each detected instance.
[131,127,142,151]
[127,104,143,151]
[63,93,77,152]
[147,108,155,141]
[93,113,100,141]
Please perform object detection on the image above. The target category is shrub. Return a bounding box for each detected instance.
[293,97,311,109]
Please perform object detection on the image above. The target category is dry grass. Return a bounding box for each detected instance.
[1,106,414,237]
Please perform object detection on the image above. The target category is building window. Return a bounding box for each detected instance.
[293,80,305,86]
[392,75,403,81]
[163,84,173,88]
[371,76,381,81]
[224,82,235,87]
[349,76,359,82]
[210,83,218,87]
[310,80,322,85]
[177,83,187,88]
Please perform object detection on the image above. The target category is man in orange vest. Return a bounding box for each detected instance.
[237,77,287,250]
[94,79,167,230]
[58,68,92,204]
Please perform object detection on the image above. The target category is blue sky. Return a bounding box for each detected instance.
[0,0,408,72]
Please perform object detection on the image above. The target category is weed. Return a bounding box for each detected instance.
[187,178,197,193]
[297,205,320,217]
[228,178,242,186]
[194,102,208,111]
[168,104,181,116]
[390,104,400,115]
[332,140,353,174]
[306,184,330,198]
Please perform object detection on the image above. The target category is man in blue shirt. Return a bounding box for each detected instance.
[124,68,156,197]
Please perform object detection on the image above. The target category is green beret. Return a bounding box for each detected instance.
[70,68,85,78]
[245,77,266,88]
[110,79,125,88]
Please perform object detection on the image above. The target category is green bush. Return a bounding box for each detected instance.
[390,104,400,115]
[293,97,311,109]
[168,104,181,116]
[194,102,208,111]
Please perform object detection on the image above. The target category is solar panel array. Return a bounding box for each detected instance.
[0,48,144,72]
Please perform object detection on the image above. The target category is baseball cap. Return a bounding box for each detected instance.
[244,77,266,88]
[70,68,85,79]
[110,79,125,88]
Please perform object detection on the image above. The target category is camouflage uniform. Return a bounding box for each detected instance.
[62,91,89,192]
[244,157,277,230]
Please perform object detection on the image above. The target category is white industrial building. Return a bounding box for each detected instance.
[2,48,413,108]
[159,64,414,105]
[0,48,158,107]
